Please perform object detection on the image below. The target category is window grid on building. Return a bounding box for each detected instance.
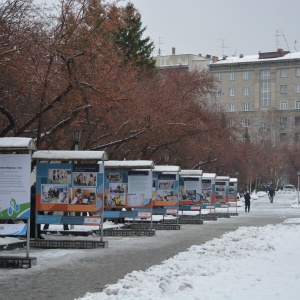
[243,71,249,80]
[296,84,300,93]
[280,68,288,78]
[215,73,221,81]
[229,88,235,96]
[295,100,300,109]
[280,100,288,110]
[260,69,270,80]
[261,81,270,107]
[261,122,268,131]
[242,118,250,127]
[296,68,300,77]
[229,72,235,81]
[280,85,287,94]
[243,102,250,111]
[229,103,235,112]
[280,117,288,127]
[243,87,249,96]
[216,88,222,97]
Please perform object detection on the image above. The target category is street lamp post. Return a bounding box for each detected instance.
[297,171,300,205]
[73,130,81,151]
[71,130,81,229]
[164,154,169,165]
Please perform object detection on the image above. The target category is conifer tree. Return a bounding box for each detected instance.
[115,2,156,72]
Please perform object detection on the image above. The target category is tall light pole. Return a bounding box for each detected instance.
[297,171,300,205]
[71,130,81,229]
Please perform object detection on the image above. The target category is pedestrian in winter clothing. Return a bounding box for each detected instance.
[244,191,251,212]
[268,187,276,203]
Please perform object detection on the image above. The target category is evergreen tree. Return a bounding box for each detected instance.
[115,2,156,72]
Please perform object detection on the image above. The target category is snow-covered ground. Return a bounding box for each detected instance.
[1,190,300,300]
[76,191,300,300]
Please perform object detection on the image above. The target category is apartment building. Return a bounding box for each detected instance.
[155,47,211,72]
[209,49,300,145]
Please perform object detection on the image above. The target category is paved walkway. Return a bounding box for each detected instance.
[0,192,299,300]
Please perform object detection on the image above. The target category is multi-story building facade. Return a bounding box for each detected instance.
[209,49,300,145]
[155,47,211,72]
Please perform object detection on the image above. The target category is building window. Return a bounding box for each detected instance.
[261,81,270,107]
[216,104,221,111]
[280,85,287,94]
[216,88,222,97]
[228,119,235,127]
[280,68,288,78]
[229,72,235,81]
[215,73,221,81]
[229,103,235,112]
[261,122,268,131]
[296,101,300,109]
[295,133,300,143]
[260,69,270,80]
[280,133,287,142]
[280,100,288,110]
[295,117,300,126]
[229,88,235,96]
[242,118,250,127]
[280,117,288,127]
[243,71,250,80]
[243,102,250,111]
[243,87,249,96]
[296,68,300,77]
[296,84,300,93]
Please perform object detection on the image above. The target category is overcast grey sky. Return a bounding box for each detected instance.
[128,0,300,58]
[38,0,300,58]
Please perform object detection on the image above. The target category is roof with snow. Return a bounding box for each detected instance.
[179,170,203,177]
[0,137,36,150]
[104,160,155,169]
[210,50,300,65]
[32,150,108,161]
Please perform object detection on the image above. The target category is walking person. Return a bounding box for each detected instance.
[244,191,251,212]
[268,186,276,203]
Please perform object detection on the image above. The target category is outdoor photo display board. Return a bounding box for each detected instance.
[0,154,31,219]
[179,176,202,205]
[201,179,214,203]
[152,173,179,207]
[104,170,152,208]
[229,180,238,202]
[36,163,104,213]
[215,180,229,203]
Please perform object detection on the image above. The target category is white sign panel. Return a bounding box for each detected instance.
[0,154,31,218]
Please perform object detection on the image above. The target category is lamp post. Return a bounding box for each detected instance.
[73,130,81,150]
[71,130,81,229]
[164,154,169,165]
[297,171,300,205]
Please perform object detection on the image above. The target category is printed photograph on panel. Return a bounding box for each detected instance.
[48,169,71,184]
[181,190,196,201]
[73,172,97,186]
[41,184,69,203]
[107,172,122,182]
[109,183,128,193]
[155,190,174,201]
[104,194,126,206]
[70,188,97,205]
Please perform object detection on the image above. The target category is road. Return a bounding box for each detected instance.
[0,191,299,300]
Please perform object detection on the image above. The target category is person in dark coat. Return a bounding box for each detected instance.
[244,191,251,212]
[268,187,276,203]
[30,182,44,239]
